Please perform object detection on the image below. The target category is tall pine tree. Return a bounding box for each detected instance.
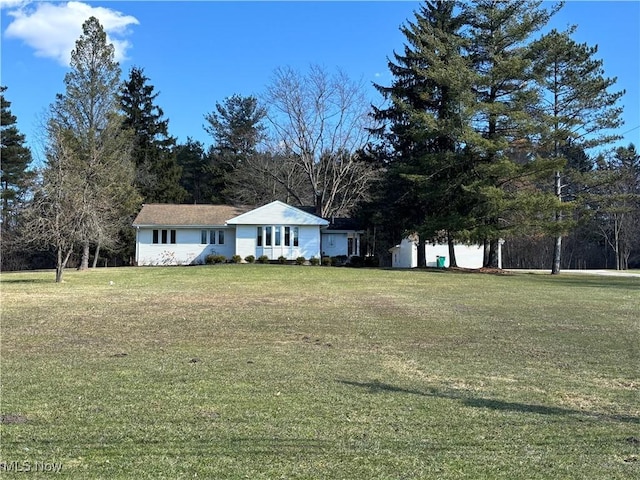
[1,86,34,229]
[465,0,561,267]
[203,94,267,204]
[120,66,186,203]
[175,137,215,204]
[371,0,476,266]
[530,28,625,273]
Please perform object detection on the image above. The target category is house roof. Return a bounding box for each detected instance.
[132,204,252,227]
[227,200,329,226]
[131,201,363,230]
[325,217,363,232]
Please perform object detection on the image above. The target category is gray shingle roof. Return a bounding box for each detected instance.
[132,204,252,227]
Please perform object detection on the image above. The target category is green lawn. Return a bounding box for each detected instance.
[1,266,638,479]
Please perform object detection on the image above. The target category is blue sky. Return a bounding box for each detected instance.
[1,1,639,164]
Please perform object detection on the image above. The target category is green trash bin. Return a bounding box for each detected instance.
[436,256,446,268]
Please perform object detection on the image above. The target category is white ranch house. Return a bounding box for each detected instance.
[133,200,363,266]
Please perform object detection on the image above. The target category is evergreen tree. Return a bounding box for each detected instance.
[175,138,214,204]
[120,66,186,203]
[529,28,625,273]
[203,94,267,204]
[464,0,561,267]
[370,0,476,266]
[1,86,34,229]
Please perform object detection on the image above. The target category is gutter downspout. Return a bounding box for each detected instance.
[135,226,140,266]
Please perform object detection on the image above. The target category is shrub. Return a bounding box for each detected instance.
[257,255,270,264]
[295,256,306,265]
[364,255,379,267]
[244,255,255,264]
[278,255,287,264]
[309,256,320,266]
[321,256,332,266]
[332,255,348,266]
[348,256,364,267]
[205,254,226,265]
[231,255,242,264]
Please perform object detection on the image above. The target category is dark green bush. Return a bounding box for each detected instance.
[278,255,287,264]
[348,256,364,267]
[321,256,332,266]
[231,255,242,264]
[364,255,379,267]
[244,255,255,264]
[257,255,270,264]
[205,254,226,264]
[332,255,348,266]
[295,256,306,265]
[309,257,320,266]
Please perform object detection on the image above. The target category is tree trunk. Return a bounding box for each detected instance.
[483,239,490,267]
[56,247,73,283]
[92,242,101,269]
[614,216,620,270]
[56,247,64,283]
[417,239,426,268]
[447,232,457,268]
[486,239,499,268]
[551,170,562,274]
[78,241,90,270]
[551,234,562,274]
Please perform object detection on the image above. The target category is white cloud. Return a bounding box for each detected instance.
[0,0,30,9]
[4,1,139,66]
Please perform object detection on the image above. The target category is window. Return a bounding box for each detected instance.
[258,226,296,247]
[284,227,291,246]
[265,226,272,246]
[274,226,281,246]
[218,230,224,245]
[154,229,176,244]
[210,230,216,244]
[201,230,207,244]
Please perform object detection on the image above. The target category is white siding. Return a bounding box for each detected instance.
[236,224,321,260]
[390,238,418,268]
[235,225,257,260]
[136,227,235,265]
[425,244,484,268]
[321,232,347,257]
[298,225,321,259]
[227,200,329,226]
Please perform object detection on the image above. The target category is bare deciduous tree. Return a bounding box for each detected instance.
[264,65,379,218]
[23,124,85,282]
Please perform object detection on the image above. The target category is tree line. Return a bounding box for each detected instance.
[1,1,638,281]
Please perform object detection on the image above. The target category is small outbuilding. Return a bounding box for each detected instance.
[389,237,419,268]
[389,235,491,269]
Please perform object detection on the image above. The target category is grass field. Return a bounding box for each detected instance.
[1,265,638,479]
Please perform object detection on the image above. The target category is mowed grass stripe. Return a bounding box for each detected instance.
[1,266,638,479]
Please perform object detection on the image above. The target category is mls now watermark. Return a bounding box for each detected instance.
[0,460,63,473]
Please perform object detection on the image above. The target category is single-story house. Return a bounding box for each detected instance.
[132,200,364,266]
